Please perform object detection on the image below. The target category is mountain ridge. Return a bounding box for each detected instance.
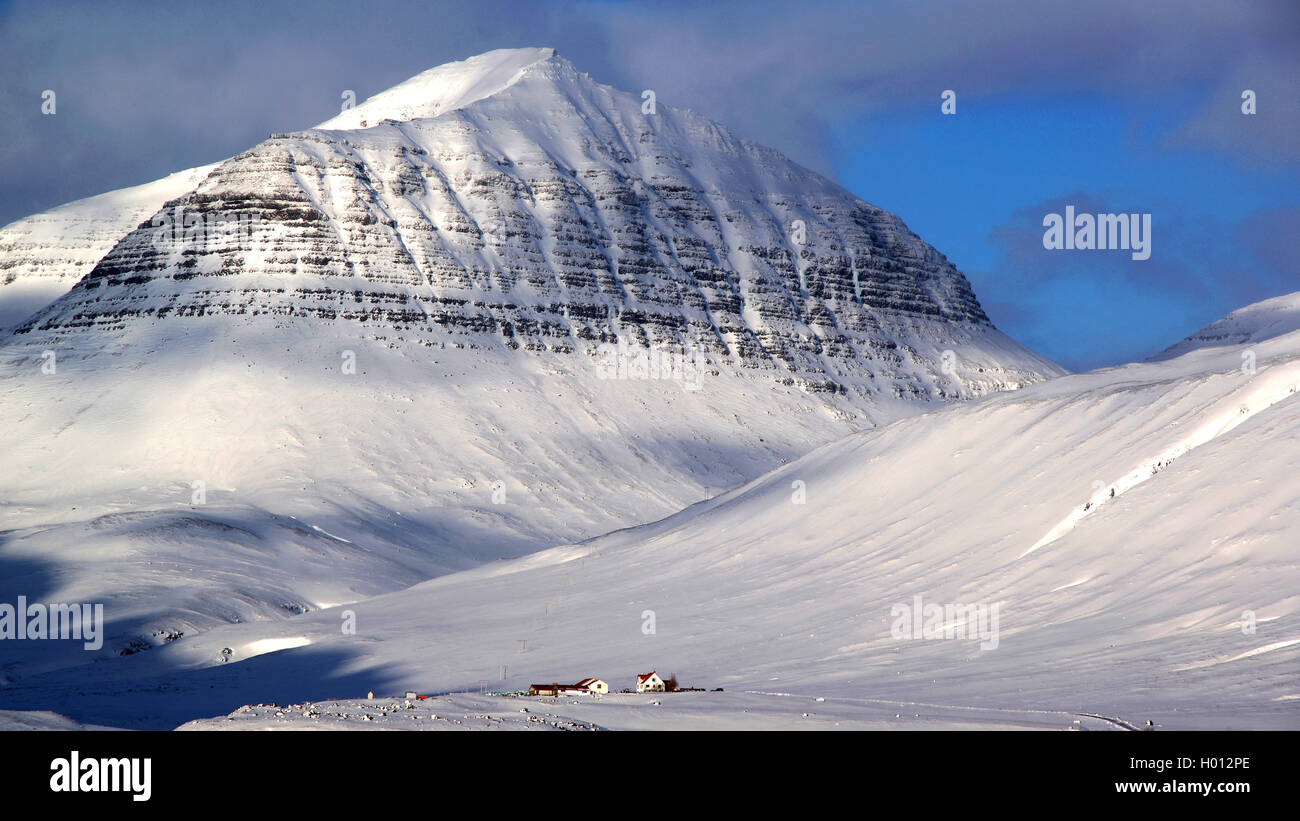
[11,47,1057,400]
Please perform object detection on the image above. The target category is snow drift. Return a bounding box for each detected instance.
[4,294,1296,729]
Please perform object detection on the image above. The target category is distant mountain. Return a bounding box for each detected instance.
[1151,291,1300,360]
[0,165,218,329]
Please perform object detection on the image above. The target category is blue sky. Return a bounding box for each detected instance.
[831,94,1299,367]
[2,0,1296,369]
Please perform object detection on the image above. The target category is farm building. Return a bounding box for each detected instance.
[636,672,665,693]
[528,678,607,696]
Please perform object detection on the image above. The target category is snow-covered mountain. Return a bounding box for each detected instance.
[0,48,1059,684]
[0,50,569,331]
[9,48,1056,400]
[0,49,605,332]
[315,47,563,130]
[0,165,218,329]
[1152,291,1300,360]
[6,293,1290,730]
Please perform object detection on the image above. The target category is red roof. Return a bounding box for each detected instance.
[637,672,659,684]
[530,683,584,692]
[530,680,603,693]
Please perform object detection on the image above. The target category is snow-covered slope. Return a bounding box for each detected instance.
[0,333,909,681]
[1152,291,1300,360]
[0,165,218,329]
[316,47,561,130]
[170,692,1137,731]
[9,298,1290,730]
[0,48,1060,685]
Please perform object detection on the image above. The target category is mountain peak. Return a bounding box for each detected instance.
[314,47,560,130]
[1150,290,1300,361]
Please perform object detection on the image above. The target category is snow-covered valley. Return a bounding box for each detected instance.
[0,48,1294,733]
[2,294,1297,730]
[0,48,1059,688]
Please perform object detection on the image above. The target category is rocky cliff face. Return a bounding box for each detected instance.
[11,48,1058,402]
[0,165,217,329]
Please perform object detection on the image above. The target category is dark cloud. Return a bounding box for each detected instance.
[0,0,617,225]
[1237,205,1300,279]
[1166,56,1300,166]
[3,0,1296,227]
[599,0,1300,173]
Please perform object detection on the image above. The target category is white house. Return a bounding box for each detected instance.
[574,678,608,694]
[636,671,665,693]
